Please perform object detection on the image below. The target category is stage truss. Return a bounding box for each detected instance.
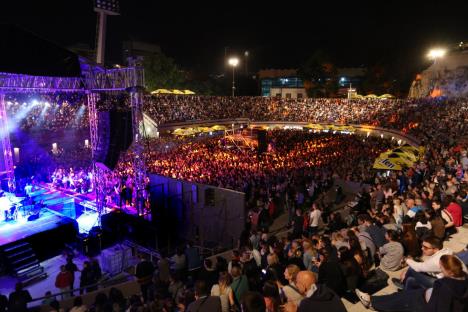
[224,128,257,151]
[0,58,147,221]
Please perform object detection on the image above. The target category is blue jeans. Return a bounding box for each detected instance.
[371,288,426,311]
[456,251,468,265]
[404,268,436,290]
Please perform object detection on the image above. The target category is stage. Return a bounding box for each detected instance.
[0,183,146,248]
[0,208,69,247]
[0,185,101,256]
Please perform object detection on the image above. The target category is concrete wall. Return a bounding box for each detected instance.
[270,87,306,99]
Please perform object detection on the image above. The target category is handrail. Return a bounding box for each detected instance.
[156,118,421,147]
[27,273,133,305]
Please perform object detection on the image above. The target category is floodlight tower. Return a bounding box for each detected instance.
[94,0,120,65]
[427,48,446,65]
[228,57,239,97]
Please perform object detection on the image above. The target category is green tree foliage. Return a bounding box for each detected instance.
[143,51,186,91]
[143,51,222,95]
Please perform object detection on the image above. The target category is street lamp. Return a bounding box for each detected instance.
[228,57,239,97]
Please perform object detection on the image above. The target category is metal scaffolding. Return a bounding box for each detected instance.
[0,94,15,191]
[0,62,145,222]
[127,57,147,215]
[87,92,108,218]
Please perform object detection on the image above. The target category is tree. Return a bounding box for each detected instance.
[299,51,337,97]
[143,51,186,91]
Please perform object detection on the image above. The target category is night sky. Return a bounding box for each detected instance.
[2,0,467,74]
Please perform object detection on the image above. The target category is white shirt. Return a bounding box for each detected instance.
[309,210,321,227]
[406,248,467,278]
[305,284,317,298]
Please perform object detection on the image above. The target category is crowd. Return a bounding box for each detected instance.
[147,131,390,191]
[142,95,468,132]
[5,93,88,132]
[1,92,468,311]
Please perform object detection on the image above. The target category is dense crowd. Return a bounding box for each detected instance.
[5,93,467,142]
[5,93,88,131]
[2,93,468,311]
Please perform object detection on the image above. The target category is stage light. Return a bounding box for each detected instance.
[94,0,120,14]
[13,147,19,163]
[85,139,89,148]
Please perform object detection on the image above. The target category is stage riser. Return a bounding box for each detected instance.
[0,218,78,266]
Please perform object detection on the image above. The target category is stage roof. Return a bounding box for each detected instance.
[0,24,82,77]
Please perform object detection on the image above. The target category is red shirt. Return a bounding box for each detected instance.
[55,271,73,288]
[447,202,463,227]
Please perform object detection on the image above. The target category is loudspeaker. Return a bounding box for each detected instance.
[205,188,215,206]
[94,110,133,170]
[257,130,268,155]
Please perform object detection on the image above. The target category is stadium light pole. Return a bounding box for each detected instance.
[94,0,120,65]
[228,57,239,97]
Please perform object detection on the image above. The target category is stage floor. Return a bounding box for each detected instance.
[0,184,148,248]
[0,209,65,247]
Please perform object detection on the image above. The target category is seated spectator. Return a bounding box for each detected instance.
[393,236,462,291]
[427,208,445,240]
[280,264,304,305]
[317,248,346,296]
[445,195,463,228]
[378,230,404,271]
[358,214,387,248]
[402,222,421,258]
[356,255,468,312]
[282,271,347,312]
[415,211,432,239]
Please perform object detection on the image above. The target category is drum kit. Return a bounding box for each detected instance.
[0,192,29,222]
